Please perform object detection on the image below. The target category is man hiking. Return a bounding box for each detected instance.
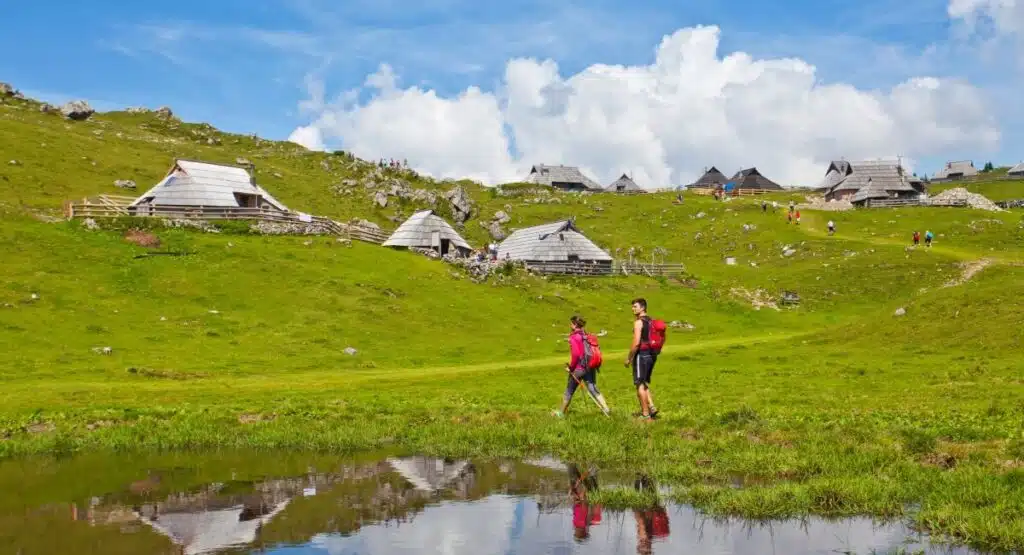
[827,220,835,235]
[624,298,659,420]
[554,315,610,417]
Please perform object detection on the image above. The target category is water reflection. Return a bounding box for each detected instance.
[0,454,975,555]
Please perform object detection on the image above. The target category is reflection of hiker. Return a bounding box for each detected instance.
[554,315,610,417]
[925,230,934,247]
[827,220,835,235]
[632,475,670,555]
[569,464,602,542]
[913,231,920,246]
[625,298,664,420]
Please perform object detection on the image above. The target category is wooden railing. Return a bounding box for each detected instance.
[65,197,391,244]
[687,187,769,196]
[522,261,687,276]
[864,197,969,208]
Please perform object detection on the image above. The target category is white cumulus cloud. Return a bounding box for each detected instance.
[292,25,999,187]
[949,0,1024,35]
[288,124,326,151]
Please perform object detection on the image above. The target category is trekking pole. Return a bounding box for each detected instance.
[566,366,610,417]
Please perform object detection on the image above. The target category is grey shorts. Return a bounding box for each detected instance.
[633,351,657,387]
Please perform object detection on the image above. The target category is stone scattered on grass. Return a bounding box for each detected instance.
[344,347,358,356]
[894,307,907,317]
[92,346,113,355]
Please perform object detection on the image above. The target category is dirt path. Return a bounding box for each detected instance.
[944,258,995,287]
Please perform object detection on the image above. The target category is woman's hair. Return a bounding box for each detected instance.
[570,315,586,328]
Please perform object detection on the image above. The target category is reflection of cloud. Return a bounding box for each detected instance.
[300,499,959,555]
[310,496,522,555]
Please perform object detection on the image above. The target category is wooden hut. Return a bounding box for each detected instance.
[728,167,784,190]
[496,219,612,272]
[1007,162,1024,177]
[604,173,644,193]
[687,166,729,189]
[383,209,471,257]
[129,159,288,214]
[823,160,921,201]
[934,160,978,181]
[523,164,603,191]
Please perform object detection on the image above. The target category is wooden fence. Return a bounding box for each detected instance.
[64,196,391,244]
[864,197,968,209]
[688,187,769,197]
[522,261,687,276]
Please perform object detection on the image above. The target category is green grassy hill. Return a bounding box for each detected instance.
[3,88,1024,550]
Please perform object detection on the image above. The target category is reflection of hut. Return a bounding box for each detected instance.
[137,500,290,555]
[387,456,474,494]
[496,219,612,271]
[129,159,288,214]
[383,210,471,257]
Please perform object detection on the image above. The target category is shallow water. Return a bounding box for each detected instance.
[0,452,975,555]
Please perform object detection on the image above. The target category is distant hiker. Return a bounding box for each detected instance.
[554,315,610,417]
[786,212,792,224]
[789,201,795,213]
[925,230,934,247]
[772,201,779,212]
[625,298,665,420]
[827,220,835,235]
[761,200,767,213]
[913,231,921,246]
[795,210,801,225]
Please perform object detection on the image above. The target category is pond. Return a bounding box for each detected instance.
[0,451,975,555]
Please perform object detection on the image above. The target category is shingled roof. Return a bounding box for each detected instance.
[729,168,784,190]
[383,210,471,252]
[129,159,288,211]
[524,165,602,191]
[605,174,643,193]
[934,160,978,179]
[496,219,611,262]
[688,166,729,189]
[1007,162,1024,175]
[828,161,918,196]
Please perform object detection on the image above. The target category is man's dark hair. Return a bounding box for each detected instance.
[631,298,647,310]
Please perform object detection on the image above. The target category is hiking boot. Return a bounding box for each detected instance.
[649,408,660,419]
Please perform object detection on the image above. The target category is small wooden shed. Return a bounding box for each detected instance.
[383,209,471,257]
[496,219,612,270]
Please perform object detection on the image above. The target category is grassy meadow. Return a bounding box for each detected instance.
[2,90,1024,550]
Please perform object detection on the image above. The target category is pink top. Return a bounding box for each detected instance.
[568,332,585,371]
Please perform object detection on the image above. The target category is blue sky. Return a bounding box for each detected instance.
[1,0,1020,181]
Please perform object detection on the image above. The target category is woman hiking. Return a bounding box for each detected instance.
[554,315,611,418]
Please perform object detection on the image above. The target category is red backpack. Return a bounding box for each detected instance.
[643,317,667,354]
[580,332,604,370]
[649,508,670,537]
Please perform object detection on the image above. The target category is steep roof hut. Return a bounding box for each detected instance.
[383,209,471,256]
[604,173,643,193]
[497,219,612,264]
[524,164,602,191]
[934,160,978,180]
[728,167,784,190]
[129,159,288,211]
[824,161,920,200]
[687,166,729,189]
[1007,162,1024,176]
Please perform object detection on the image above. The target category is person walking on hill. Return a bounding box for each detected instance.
[913,231,920,246]
[624,298,659,420]
[554,315,610,418]
[827,220,835,235]
[794,210,801,225]
[761,200,767,213]
[925,230,934,247]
